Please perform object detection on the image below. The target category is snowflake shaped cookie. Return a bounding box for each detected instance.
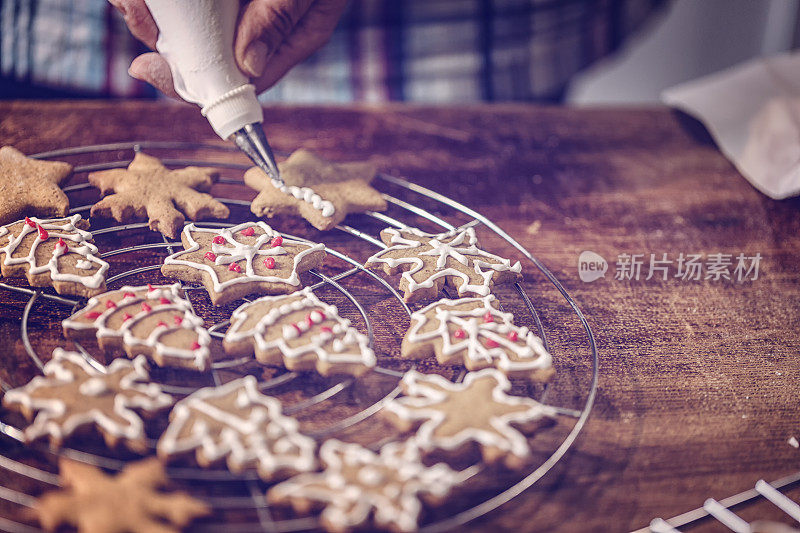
[62,284,212,371]
[0,215,109,297]
[35,457,210,533]
[383,369,556,469]
[161,221,325,306]
[268,440,459,532]
[223,288,376,376]
[365,226,522,302]
[157,376,317,481]
[402,295,554,382]
[2,348,173,451]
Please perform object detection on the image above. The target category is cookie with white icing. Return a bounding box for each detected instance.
[161,221,325,306]
[402,295,554,382]
[268,439,459,533]
[0,215,109,297]
[2,348,173,452]
[62,284,212,371]
[223,288,376,376]
[157,376,317,481]
[383,369,556,469]
[365,226,522,303]
[246,149,386,231]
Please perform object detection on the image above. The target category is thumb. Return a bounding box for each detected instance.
[128,52,180,99]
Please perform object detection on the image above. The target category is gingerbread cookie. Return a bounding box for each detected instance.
[268,440,459,533]
[62,284,212,371]
[383,369,556,469]
[246,149,386,231]
[0,215,109,297]
[0,146,72,225]
[35,457,210,533]
[365,226,522,303]
[402,295,554,382]
[2,348,173,452]
[223,288,376,376]
[88,152,229,238]
[157,376,317,480]
[161,221,325,306]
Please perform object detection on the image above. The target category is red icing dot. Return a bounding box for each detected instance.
[173,315,183,325]
[486,339,499,348]
[241,227,255,236]
[270,235,283,247]
[320,326,333,334]
[228,262,241,273]
[263,257,276,269]
[483,312,494,323]
[292,323,302,335]
[148,284,155,292]
[123,292,136,299]
[141,302,152,313]
[305,313,315,326]
[159,297,170,305]
[25,217,36,228]
[507,331,518,342]
[56,238,66,248]
[453,329,466,339]
[212,235,225,244]
[122,313,132,322]
[85,311,102,319]
[191,341,201,350]
[105,300,117,309]
[37,225,48,240]
[204,251,217,262]
[156,321,167,328]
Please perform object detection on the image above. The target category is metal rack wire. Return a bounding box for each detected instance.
[0,141,599,532]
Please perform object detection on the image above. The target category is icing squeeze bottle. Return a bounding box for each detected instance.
[143,0,283,184]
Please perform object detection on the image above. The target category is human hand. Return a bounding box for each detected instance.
[109,0,348,99]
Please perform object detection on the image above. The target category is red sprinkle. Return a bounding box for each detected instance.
[212,235,225,244]
[56,238,66,248]
[105,300,117,309]
[486,339,499,348]
[159,297,170,305]
[122,313,132,322]
[507,331,519,342]
[148,284,155,292]
[37,226,48,240]
[123,292,136,299]
[483,312,494,323]
[453,329,466,339]
[270,235,283,247]
[25,217,36,228]
[85,311,102,319]
[241,227,255,236]
[292,323,303,335]
[204,251,217,262]
[191,341,201,350]
[173,315,183,325]
[141,302,152,313]
[320,326,333,333]
[263,257,276,269]
[306,313,315,326]
[228,262,241,273]
[156,321,167,328]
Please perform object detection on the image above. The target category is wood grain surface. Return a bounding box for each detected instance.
[0,100,798,533]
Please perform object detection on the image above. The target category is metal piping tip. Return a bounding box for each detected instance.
[231,122,283,185]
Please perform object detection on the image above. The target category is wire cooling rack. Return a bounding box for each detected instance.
[0,141,599,533]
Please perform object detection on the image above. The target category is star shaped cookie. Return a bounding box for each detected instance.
[157,376,317,481]
[0,146,72,225]
[245,149,387,231]
[88,152,229,238]
[2,348,173,451]
[365,226,523,302]
[268,440,459,532]
[383,369,556,469]
[161,221,325,306]
[35,457,210,533]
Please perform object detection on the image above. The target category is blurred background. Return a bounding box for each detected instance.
[0,0,797,104]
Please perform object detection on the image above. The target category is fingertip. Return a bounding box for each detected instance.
[129,53,180,100]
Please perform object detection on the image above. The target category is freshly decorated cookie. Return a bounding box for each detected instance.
[246,149,386,231]
[161,221,325,306]
[62,284,212,371]
[0,146,73,225]
[268,439,459,533]
[223,288,376,376]
[157,376,317,481]
[0,215,109,297]
[365,226,522,303]
[401,295,554,382]
[2,348,173,452]
[35,457,210,533]
[88,152,229,238]
[382,369,556,469]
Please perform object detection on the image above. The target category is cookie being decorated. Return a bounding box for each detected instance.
[157,376,317,481]
[383,369,556,469]
[62,284,212,371]
[161,221,325,306]
[2,348,173,452]
[268,440,459,533]
[35,457,210,533]
[0,215,108,297]
[246,149,386,231]
[402,295,554,382]
[0,146,72,225]
[223,288,376,376]
[88,152,229,238]
[365,226,522,303]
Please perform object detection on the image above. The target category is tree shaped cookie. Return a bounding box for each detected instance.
[268,440,459,533]
[161,221,325,306]
[402,295,554,382]
[0,215,109,297]
[223,288,376,376]
[245,149,386,231]
[365,226,522,303]
[2,348,173,452]
[158,376,317,481]
[0,146,73,225]
[62,284,212,371]
[88,152,229,238]
[383,369,556,469]
[35,457,210,533]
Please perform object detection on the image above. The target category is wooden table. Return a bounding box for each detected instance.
[0,101,798,532]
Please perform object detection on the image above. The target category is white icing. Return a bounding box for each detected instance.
[365,226,521,298]
[0,215,109,289]
[79,377,109,396]
[272,178,336,218]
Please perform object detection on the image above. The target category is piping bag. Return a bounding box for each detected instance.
[143,0,283,185]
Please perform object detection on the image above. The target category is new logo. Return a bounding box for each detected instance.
[578,251,607,282]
